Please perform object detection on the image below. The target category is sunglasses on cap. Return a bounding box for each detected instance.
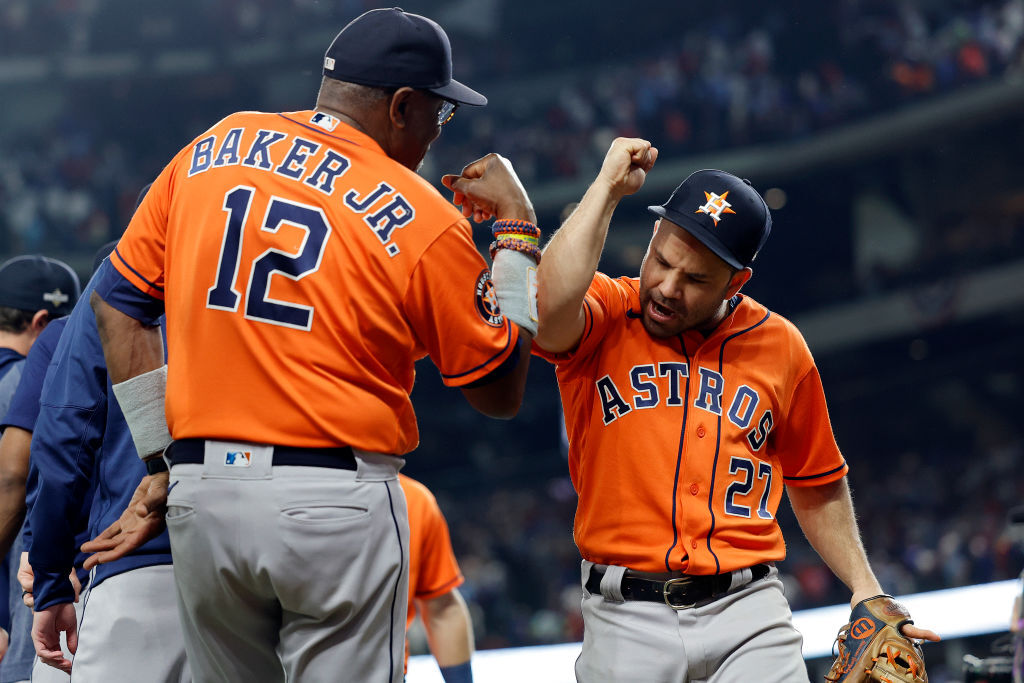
[383,88,460,126]
[438,99,458,126]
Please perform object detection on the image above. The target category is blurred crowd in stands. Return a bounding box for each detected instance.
[4,0,1024,264]
[439,0,1024,183]
[2,0,1023,661]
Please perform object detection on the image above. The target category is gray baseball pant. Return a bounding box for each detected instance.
[69,564,189,682]
[575,561,808,683]
[165,441,408,683]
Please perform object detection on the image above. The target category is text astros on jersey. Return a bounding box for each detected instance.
[537,273,848,575]
[106,110,519,456]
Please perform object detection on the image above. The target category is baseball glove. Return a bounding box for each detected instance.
[825,594,928,682]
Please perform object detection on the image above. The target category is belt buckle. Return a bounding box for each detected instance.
[662,576,698,610]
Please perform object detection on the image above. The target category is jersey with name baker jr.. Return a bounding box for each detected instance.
[110,110,518,455]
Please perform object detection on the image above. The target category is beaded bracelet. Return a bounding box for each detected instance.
[493,232,540,247]
[491,219,541,239]
[489,237,542,262]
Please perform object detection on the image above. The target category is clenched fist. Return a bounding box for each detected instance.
[596,138,658,199]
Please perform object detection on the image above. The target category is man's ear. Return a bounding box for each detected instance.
[30,309,50,331]
[725,268,753,298]
[388,87,416,129]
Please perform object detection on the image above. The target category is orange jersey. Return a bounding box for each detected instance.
[110,110,517,454]
[400,474,464,667]
[536,274,847,574]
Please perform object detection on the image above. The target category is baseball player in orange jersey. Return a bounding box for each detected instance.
[400,474,474,683]
[77,9,540,683]
[450,137,939,682]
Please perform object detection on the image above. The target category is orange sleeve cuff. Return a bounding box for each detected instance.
[782,461,848,487]
[439,322,519,387]
[414,574,465,601]
[111,250,165,301]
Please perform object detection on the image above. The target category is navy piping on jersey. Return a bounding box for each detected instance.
[275,113,363,148]
[623,305,692,570]
[704,310,772,573]
[581,300,596,345]
[113,248,165,293]
[439,321,514,380]
[664,334,692,572]
[463,338,520,388]
[384,479,405,681]
[73,565,98,641]
[784,462,847,482]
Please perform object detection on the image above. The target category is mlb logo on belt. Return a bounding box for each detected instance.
[225,451,252,467]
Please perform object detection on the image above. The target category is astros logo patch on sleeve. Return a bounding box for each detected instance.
[474,270,503,326]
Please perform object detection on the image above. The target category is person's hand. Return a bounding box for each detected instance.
[849,588,877,610]
[32,603,77,673]
[441,154,536,224]
[70,569,82,603]
[0,627,8,663]
[849,590,940,643]
[18,552,34,607]
[81,472,169,569]
[18,553,83,606]
[899,622,941,643]
[596,137,658,200]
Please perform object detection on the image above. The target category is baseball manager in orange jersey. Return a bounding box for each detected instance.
[79,8,540,683]
[451,138,938,682]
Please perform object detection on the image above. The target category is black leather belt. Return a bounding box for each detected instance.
[585,563,770,609]
[166,439,357,470]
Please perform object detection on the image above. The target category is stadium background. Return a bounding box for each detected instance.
[1,0,1022,680]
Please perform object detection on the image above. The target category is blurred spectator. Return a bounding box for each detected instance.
[4,0,1024,259]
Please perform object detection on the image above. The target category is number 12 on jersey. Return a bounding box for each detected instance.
[207,186,333,330]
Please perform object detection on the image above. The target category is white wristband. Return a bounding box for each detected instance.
[111,365,172,461]
[491,249,539,336]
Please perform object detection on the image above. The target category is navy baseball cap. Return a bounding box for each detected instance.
[0,255,81,316]
[648,170,772,270]
[323,7,487,106]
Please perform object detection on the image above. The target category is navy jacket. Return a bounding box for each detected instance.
[1,318,90,552]
[29,274,172,611]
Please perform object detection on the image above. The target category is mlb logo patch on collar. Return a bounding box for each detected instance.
[311,111,340,132]
[225,451,252,467]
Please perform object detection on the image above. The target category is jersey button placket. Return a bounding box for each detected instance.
[696,424,706,438]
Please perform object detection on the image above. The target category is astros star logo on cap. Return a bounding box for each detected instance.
[695,191,737,225]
